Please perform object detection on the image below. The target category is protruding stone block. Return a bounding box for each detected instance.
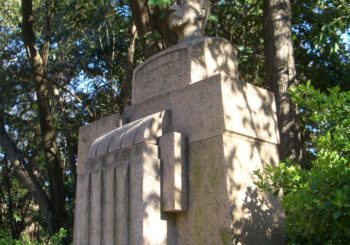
[160,132,187,212]
[123,74,284,244]
[124,75,279,146]
[88,111,171,157]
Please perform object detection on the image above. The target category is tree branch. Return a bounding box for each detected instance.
[41,0,54,65]
[0,114,52,227]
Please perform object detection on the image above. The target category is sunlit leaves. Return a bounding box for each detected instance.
[209,0,265,86]
[255,84,350,243]
[292,0,350,90]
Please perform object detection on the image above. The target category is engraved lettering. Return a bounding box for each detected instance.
[133,48,190,102]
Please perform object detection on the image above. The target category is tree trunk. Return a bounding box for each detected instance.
[21,0,66,233]
[59,100,77,185]
[0,115,52,229]
[3,157,17,238]
[263,0,302,162]
[120,24,137,112]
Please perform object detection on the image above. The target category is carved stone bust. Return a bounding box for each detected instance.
[168,0,210,43]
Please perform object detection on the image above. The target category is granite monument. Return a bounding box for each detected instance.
[73,0,285,244]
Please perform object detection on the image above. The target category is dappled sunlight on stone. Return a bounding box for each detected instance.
[132,37,238,105]
[74,1,284,242]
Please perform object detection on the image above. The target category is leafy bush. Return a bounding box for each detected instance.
[0,230,39,245]
[0,228,67,245]
[255,82,350,244]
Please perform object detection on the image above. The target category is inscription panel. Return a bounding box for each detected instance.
[132,48,190,104]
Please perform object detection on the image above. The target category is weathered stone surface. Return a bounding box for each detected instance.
[96,129,116,157]
[115,160,129,245]
[159,132,187,212]
[222,132,284,244]
[141,155,168,245]
[88,111,170,158]
[123,72,283,244]
[75,138,173,245]
[121,119,143,149]
[77,114,121,172]
[168,0,209,43]
[74,34,284,245]
[133,47,190,104]
[176,135,231,245]
[125,74,279,145]
[128,153,143,245]
[221,76,279,143]
[88,135,103,158]
[128,143,169,245]
[73,173,90,245]
[108,120,138,153]
[175,134,283,245]
[134,111,171,145]
[101,154,115,245]
[89,160,102,245]
[132,37,238,104]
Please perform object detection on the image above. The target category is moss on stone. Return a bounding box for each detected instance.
[219,227,232,245]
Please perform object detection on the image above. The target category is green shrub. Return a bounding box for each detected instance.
[0,228,67,245]
[255,82,350,244]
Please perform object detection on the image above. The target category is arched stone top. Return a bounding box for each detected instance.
[88,110,171,158]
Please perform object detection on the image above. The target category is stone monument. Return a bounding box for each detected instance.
[73,0,285,244]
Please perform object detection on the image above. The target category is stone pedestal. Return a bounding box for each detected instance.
[73,37,285,244]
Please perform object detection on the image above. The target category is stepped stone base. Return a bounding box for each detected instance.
[73,37,285,244]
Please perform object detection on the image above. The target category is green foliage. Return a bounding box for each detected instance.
[148,0,171,7]
[292,0,350,90]
[209,0,265,86]
[0,228,67,245]
[255,83,350,244]
[0,230,36,245]
[1,0,132,238]
[47,229,68,245]
[1,0,350,241]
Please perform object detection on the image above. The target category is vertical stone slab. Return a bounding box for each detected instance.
[129,143,168,245]
[77,114,121,169]
[74,114,121,245]
[176,135,232,245]
[115,159,129,245]
[129,153,143,245]
[160,132,187,212]
[142,156,167,245]
[222,133,284,244]
[101,154,115,245]
[73,173,90,245]
[89,168,102,245]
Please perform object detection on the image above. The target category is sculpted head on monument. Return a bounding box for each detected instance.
[168,0,210,43]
